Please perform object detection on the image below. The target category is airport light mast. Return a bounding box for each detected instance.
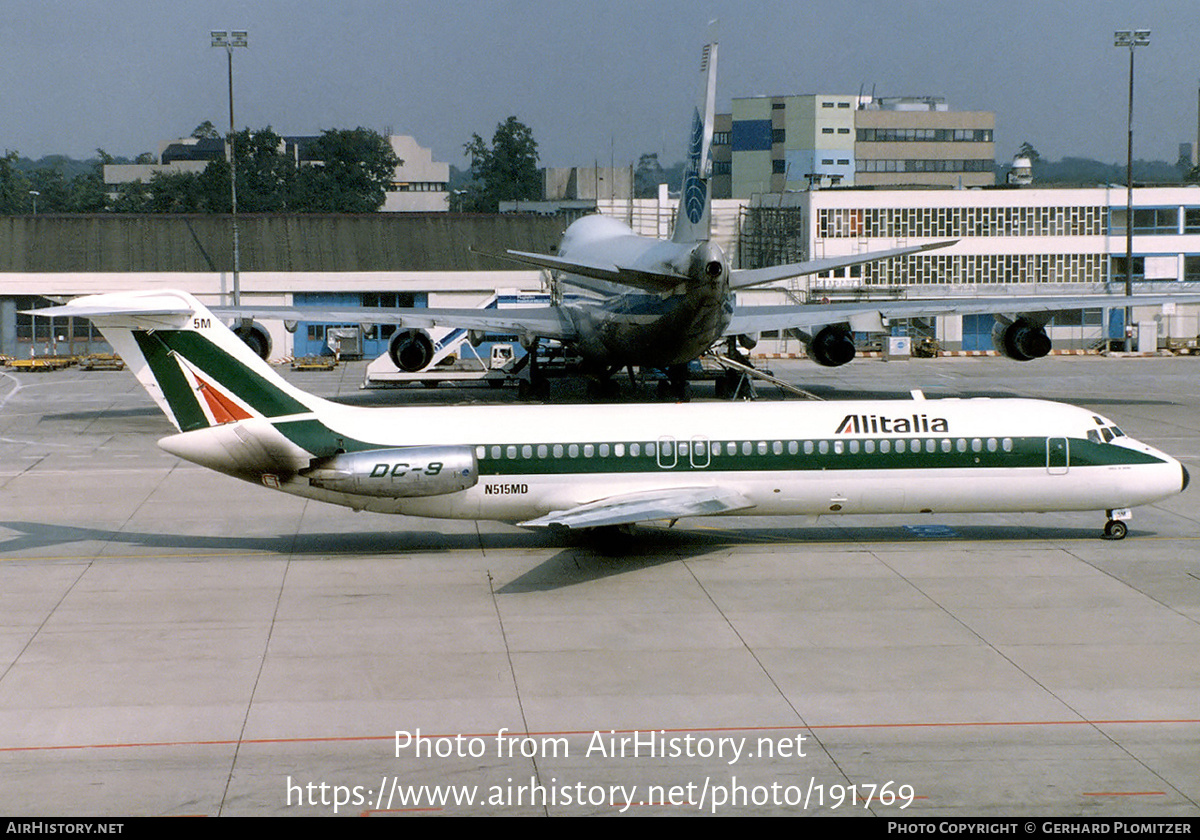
[211,30,248,308]
[1114,29,1149,352]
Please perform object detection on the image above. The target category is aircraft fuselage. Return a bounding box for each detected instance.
[551,214,733,368]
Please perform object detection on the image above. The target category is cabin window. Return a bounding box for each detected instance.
[742,442,752,456]
[568,444,579,458]
[553,444,564,458]
[925,439,936,453]
[819,441,829,454]
[1002,438,1014,452]
[476,446,486,458]
[615,443,625,457]
[788,441,798,455]
[506,446,517,459]
[971,438,982,453]
[631,443,641,457]
[646,442,657,457]
[956,439,967,453]
[986,438,998,452]
[537,445,548,458]
[599,443,609,457]
[896,440,906,454]
[772,441,783,455]
[757,441,768,456]
[833,440,844,455]
[583,444,594,458]
[491,446,502,459]
[864,439,875,454]
[940,439,951,453]
[522,445,532,459]
[804,440,814,455]
[880,440,891,453]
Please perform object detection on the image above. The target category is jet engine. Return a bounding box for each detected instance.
[805,325,857,367]
[303,446,478,498]
[992,317,1051,361]
[388,329,435,372]
[233,321,272,361]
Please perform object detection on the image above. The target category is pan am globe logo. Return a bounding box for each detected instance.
[683,108,707,225]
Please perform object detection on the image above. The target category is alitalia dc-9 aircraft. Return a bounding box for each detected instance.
[31,290,1188,540]
[217,39,1199,400]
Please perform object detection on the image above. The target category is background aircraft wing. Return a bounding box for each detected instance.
[519,486,753,530]
[728,240,957,290]
[725,293,1200,337]
[211,304,578,342]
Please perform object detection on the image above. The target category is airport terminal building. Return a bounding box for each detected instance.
[2,183,1199,361]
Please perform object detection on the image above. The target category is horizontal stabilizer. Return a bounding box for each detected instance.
[729,240,958,290]
[498,249,687,294]
[519,486,753,530]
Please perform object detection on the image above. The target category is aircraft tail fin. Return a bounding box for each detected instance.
[27,291,322,433]
[671,36,719,245]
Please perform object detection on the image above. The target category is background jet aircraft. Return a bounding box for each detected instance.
[217,38,1198,399]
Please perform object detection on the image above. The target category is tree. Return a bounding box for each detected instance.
[192,121,220,140]
[461,116,540,212]
[634,153,667,198]
[291,128,401,212]
[1017,141,1041,163]
[0,151,30,213]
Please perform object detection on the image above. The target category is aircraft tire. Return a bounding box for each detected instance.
[1103,520,1128,540]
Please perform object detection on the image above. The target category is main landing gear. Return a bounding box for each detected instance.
[1102,509,1131,540]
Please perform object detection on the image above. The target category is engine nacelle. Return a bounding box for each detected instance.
[992,318,1051,361]
[388,329,435,372]
[806,325,857,367]
[303,446,478,498]
[233,321,272,361]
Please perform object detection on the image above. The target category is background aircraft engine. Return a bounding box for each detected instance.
[233,321,272,361]
[304,446,478,498]
[806,325,857,367]
[388,329,435,372]
[992,318,1052,361]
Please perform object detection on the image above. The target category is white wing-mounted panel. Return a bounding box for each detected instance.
[519,486,753,530]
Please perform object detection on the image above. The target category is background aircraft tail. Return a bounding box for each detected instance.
[29,291,323,433]
[671,38,718,245]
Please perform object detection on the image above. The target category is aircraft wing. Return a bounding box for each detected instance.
[518,486,753,530]
[210,304,579,342]
[728,240,957,290]
[725,293,1200,337]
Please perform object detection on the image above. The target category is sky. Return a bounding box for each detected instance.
[3,0,1199,169]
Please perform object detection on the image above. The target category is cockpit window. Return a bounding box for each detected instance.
[1088,430,1101,443]
[1110,426,1124,437]
[1101,427,1114,443]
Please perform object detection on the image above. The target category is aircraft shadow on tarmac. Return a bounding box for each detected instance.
[0,519,1113,593]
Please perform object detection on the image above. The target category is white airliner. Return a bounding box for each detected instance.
[31,290,1189,540]
[215,38,1199,400]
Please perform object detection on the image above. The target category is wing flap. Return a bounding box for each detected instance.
[519,486,753,530]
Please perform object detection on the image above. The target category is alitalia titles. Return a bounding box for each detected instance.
[836,413,949,435]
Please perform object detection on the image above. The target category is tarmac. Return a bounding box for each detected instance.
[0,353,1197,817]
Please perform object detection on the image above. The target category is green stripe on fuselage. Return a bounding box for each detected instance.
[472,436,1166,477]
